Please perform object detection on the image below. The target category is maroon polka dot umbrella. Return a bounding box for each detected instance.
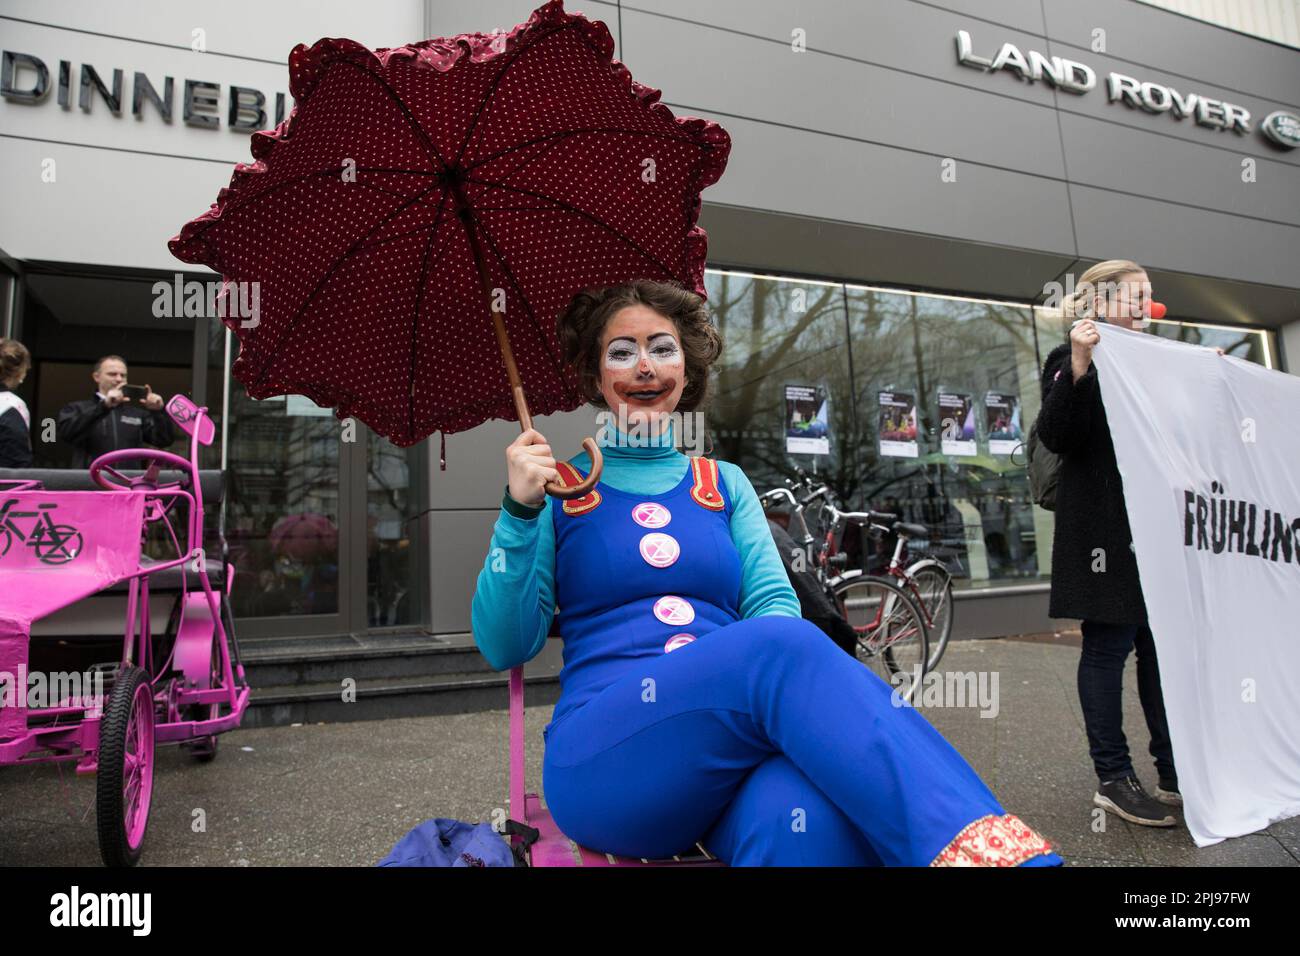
[167,0,730,499]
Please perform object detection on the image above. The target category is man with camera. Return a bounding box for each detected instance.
[56,355,177,468]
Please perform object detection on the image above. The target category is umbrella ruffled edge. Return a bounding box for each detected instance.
[167,0,730,299]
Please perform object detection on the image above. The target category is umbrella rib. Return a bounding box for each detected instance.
[179,166,442,248]
[353,219,443,252]
[250,181,445,391]
[470,216,569,391]
[347,177,450,220]
[406,196,458,442]
[463,123,577,196]
[338,59,448,174]
[464,127,702,175]
[454,20,580,168]
[465,175,679,279]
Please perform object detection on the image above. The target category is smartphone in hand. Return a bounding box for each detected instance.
[120,383,150,403]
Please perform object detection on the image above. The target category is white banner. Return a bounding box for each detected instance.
[1091,324,1300,847]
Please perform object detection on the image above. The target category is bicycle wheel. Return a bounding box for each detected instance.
[830,573,929,703]
[908,562,954,671]
[96,665,155,867]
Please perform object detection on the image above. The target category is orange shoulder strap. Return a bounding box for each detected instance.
[689,457,725,511]
[554,461,602,515]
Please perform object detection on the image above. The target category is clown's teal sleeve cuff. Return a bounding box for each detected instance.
[502,484,545,520]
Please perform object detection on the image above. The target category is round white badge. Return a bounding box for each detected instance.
[631,502,671,528]
[652,595,695,626]
[664,634,696,653]
[639,532,680,568]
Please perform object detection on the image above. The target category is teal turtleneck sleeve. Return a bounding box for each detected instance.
[469,418,801,672]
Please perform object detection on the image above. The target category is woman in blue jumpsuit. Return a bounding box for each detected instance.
[472,280,1062,867]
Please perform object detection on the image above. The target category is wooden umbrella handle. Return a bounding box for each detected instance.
[463,212,604,500]
[490,311,604,501]
[544,437,602,499]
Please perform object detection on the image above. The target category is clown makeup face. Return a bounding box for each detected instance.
[598,303,687,432]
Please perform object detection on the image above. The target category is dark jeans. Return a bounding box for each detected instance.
[1078,619,1177,785]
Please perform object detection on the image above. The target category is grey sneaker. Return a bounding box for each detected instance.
[1094,775,1177,826]
[1153,778,1182,806]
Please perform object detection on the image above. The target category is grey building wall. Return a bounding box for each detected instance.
[424,0,1299,640]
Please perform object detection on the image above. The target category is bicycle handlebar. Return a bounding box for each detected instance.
[799,484,830,508]
[760,487,799,509]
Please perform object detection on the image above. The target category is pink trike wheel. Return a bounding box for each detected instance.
[95,665,156,867]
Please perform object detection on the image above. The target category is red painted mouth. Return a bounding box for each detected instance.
[617,381,674,403]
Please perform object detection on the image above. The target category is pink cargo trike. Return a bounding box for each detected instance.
[0,394,249,866]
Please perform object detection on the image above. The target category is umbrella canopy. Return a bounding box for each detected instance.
[168,0,730,483]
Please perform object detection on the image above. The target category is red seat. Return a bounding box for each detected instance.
[507,634,725,867]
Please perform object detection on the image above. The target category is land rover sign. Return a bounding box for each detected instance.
[956,29,1296,150]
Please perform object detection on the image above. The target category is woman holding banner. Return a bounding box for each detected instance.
[1037,259,1182,828]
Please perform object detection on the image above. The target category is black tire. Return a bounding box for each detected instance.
[830,573,929,703]
[96,664,155,867]
[909,563,954,671]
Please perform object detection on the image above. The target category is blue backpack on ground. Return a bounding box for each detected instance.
[378,818,517,867]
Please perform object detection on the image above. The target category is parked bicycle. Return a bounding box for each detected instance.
[760,477,929,702]
[861,509,954,673]
[764,469,955,673]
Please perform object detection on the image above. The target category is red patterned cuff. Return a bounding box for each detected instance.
[929,813,1055,867]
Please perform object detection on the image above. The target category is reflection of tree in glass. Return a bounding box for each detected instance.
[704,273,1047,583]
[707,273,853,496]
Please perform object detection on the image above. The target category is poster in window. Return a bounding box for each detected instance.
[984,390,1023,456]
[938,391,977,457]
[785,383,830,455]
[877,390,918,458]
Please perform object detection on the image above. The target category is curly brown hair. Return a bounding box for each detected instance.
[556,279,724,414]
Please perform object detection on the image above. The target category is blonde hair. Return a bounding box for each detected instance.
[1063,259,1145,321]
[0,338,31,388]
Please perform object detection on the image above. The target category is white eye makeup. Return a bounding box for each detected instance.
[603,333,683,370]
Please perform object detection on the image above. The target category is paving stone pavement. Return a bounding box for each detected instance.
[1,638,1296,866]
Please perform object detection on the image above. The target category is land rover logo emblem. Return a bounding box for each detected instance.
[1260,111,1300,149]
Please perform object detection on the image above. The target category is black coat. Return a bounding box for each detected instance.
[767,517,860,656]
[56,394,177,469]
[0,385,32,468]
[1036,343,1148,626]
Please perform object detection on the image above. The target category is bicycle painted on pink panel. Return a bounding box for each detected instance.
[0,394,249,866]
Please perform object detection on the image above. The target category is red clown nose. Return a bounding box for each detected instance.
[1150,301,1168,319]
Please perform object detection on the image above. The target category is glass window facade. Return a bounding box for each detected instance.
[224,384,343,619]
[703,269,1277,593]
[366,435,418,628]
[211,325,422,631]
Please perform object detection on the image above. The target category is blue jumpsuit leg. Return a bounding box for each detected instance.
[543,615,1062,866]
[700,753,884,865]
